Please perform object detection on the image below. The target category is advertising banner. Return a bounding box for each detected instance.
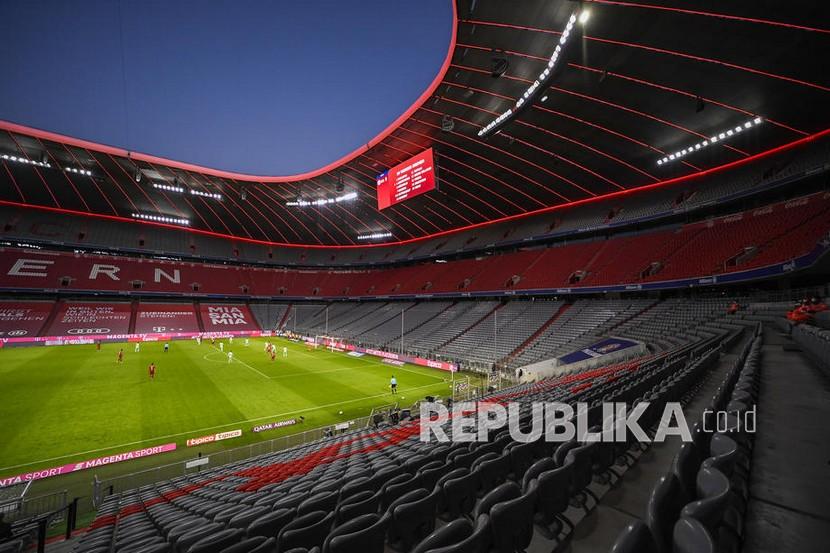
[135,303,199,334]
[47,302,131,336]
[186,429,242,447]
[200,304,261,332]
[252,419,299,433]
[0,443,177,487]
[0,302,52,338]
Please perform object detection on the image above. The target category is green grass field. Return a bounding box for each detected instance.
[0,337,477,512]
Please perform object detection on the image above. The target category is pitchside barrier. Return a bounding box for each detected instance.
[91,373,514,512]
[0,329,275,348]
[92,412,373,508]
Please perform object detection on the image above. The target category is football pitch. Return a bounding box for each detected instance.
[0,337,476,503]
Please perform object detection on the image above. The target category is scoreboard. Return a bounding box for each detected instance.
[376,148,437,210]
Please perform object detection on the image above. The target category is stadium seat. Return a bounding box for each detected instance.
[227,507,270,530]
[386,488,439,551]
[187,529,245,553]
[609,520,659,553]
[333,490,381,526]
[217,536,268,553]
[297,491,338,516]
[276,511,334,553]
[321,513,389,553]
[528,462,574,540]
[672,518,716,553]
[246,509,295,539]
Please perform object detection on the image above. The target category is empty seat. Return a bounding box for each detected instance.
[277,511,334,553]
[322,513,389,553]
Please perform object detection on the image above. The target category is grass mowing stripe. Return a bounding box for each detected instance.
[0,336,466,472]
[0,381,442,472]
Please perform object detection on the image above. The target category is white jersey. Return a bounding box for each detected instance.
[283,347,288,357]
[245,338,249,347]
[134,343,140,353]
[229,336,233,344]
[220,342,224,352]
[228,352,233,363]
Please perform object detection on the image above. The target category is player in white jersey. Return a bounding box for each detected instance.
[283,346,288,358]
[134,342,140,353]
[228,351,233,363]
[245,338,250,347]
[219,342,224,352]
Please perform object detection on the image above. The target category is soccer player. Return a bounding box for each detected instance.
[196,336,201,346]
[282,346,288,358]
[96,341,101,351]
[164,342,169,353]
[219,342,224,353]
[270,350,276,362]
[134,342,140,353]
[229,336,233,344]
[228,351,233,363]
[245,338,249,347]
[148,361,156,380]
[390,375,397,395]
[117,348,124,364]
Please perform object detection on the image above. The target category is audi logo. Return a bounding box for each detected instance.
[67,328,111,334]
[7,330,28,336]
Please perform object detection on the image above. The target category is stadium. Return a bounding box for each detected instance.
[0,1,828,553]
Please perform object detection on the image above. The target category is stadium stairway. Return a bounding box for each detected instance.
[738,325,830,553]
[194,301,205,333]
[551,326,753,553]
[38,300,61,336]
[276,304,291,331]
[434,302,503,352]
[128,300,138,334]
[601,301,658,336]
[503,302,573,365]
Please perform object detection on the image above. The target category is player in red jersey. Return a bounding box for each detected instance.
[148,362,156,380]
[117,348,124,363]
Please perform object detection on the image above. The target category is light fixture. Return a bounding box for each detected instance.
[189,189,222,200]
[65,166,92,176]
[490,55,509,78]
[441,114,455,132]
[540,95,548,102]
[286,191,357,207]
[657,117,763,166]
[478,11,581,138]
[132,213,190,226]
[357,231,393,240]
[1,153,51,168]
[578,10,590,24]
[153,182,185,193]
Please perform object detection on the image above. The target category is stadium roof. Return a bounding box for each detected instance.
[1,0,829,246]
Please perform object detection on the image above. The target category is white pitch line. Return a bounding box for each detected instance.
[209,345,270,379]
[0,382,444,472]
[273,338,446,382]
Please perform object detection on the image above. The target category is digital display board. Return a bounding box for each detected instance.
[376,148,437,209]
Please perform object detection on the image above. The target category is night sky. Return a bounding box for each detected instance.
[0,0,452,175]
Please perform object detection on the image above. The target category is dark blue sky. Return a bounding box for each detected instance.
[0,0,452,175]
